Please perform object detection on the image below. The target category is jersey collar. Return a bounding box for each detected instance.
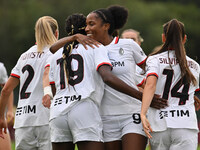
[110,36,119,45]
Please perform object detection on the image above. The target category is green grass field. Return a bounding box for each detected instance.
[11,143,200,150]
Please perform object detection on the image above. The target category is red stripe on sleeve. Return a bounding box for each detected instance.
[195,88,200,92]
[147,73,158,78]
[10,73,20,79]
[137,57,147,66]
[50,81,55,85]
[96,62,112,71]
[45,64,50,68]
[137,78,145,87]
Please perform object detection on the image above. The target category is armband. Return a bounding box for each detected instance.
[44,86,53,99]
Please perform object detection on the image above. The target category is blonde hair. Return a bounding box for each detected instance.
[122,29,144,43]
[35,16,58,53]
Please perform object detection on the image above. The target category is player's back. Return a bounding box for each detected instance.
[11,45,52,128]
[147,50,199,106]
[49,43,111,120]
[146,50,199,131]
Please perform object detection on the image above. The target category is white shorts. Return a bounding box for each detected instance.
[150,128,198,150]
[50,99,103,143]
[101,113,146,142]
[15,125,51,150]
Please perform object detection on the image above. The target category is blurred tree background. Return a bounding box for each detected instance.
[0,0,200,108]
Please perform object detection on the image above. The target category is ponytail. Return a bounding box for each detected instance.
[151,19,196,85]
[62,42,74,86]
[35,16,58,53]
[62,14,86,87]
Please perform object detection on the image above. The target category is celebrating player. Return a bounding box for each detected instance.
[49,5,168,150]
[0,16,59,150]
[141,19,199,150]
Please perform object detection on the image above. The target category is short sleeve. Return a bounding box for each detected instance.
[146,56,159,78]
[11,56,22,79]
[94,45,112,71]
[130,41,147,65]
[45,53,53,69]
[135,66,145,86]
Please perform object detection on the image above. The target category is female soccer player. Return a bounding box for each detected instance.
[48,13,112,150]
[85,5,148,150]
[0,16,59,150]
[49,5,169,150]
[141,19,199,150]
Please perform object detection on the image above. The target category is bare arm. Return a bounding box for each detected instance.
[6,91,14,127]
[194,95,200,111]
[50,34,100,54]
[43,67,50,88]
[0,84,14,128]
[141,76,157,115]
[0,77,19,135]
[42,67,52,109]
[140,75,157,139]
[98,65,167,109]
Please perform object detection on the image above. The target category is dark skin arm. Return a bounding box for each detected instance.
[98,65,168,109]
[194,95,200,111]
[50,34,100,54]
[51,34,167,109]
[51,84,56,96]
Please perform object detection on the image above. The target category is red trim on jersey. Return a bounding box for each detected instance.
[195,88,200,92]
[168,47,174,50]
[147,73,158,78]
[137,57,147,66]
[50,81,55,85]
[114,37,119,44]
[10,73,20,79]
[96,62,112,71]
[137,78,145,87]
[45,64,50,68]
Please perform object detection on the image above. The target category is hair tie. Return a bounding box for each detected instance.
[78,26,86,30]
[68,25,74,36]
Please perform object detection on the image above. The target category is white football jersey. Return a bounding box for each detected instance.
[100,37,147,115]
[146,50,199,131]
[11,45,52,128]
[0,62,8,84]
[135,65,145,86]
[49,44,112,120]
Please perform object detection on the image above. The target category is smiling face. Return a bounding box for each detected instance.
[85,12,109,44]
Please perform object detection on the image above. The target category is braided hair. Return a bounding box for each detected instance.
[62,14,86,85]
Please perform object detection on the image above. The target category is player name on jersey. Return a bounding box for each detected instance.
[159,58,198,70]
[21,52,44,60]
